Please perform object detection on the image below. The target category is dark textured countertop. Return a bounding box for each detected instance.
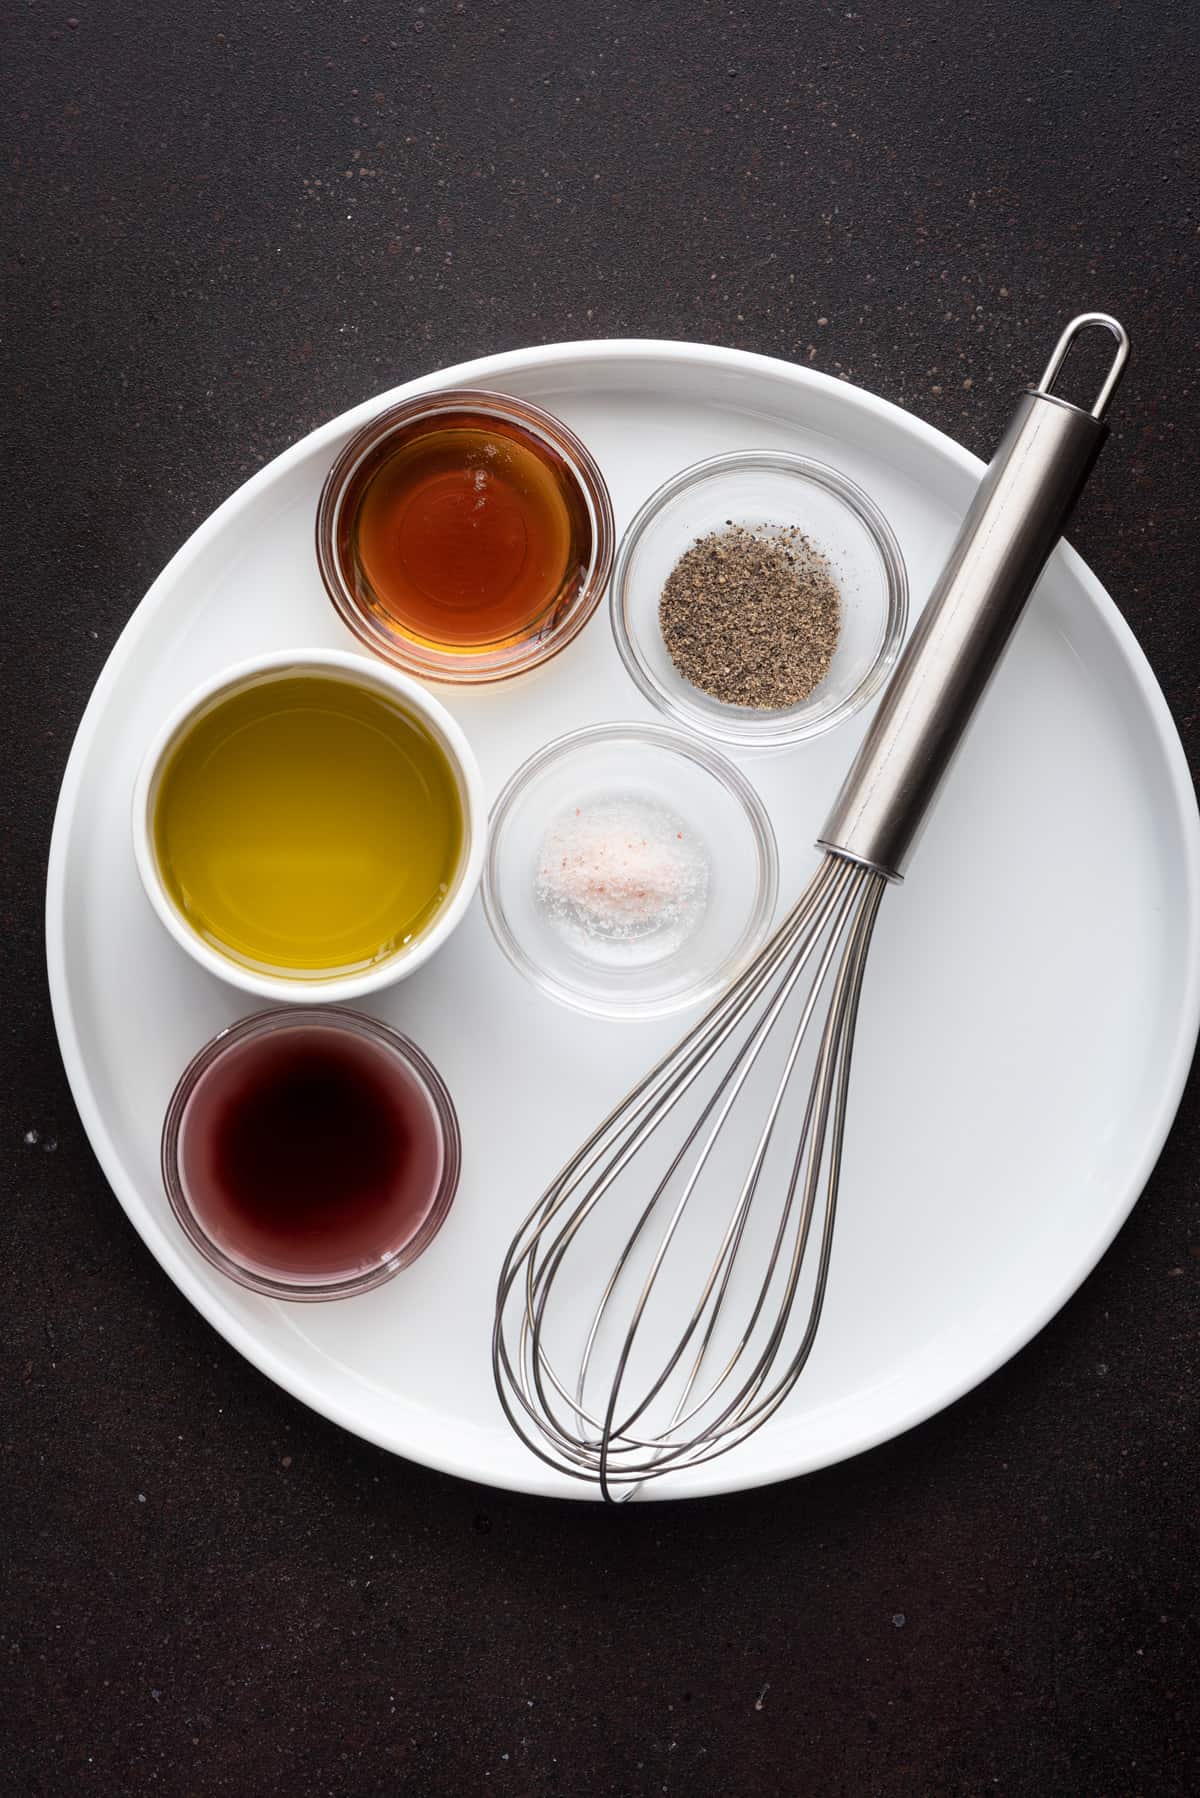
[4,3,1198,1792]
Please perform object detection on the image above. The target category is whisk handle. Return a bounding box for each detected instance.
[818,313,1129,882]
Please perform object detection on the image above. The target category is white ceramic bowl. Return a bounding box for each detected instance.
[131,647,486,1003]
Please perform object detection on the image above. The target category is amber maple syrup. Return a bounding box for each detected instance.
[337,408,593,655]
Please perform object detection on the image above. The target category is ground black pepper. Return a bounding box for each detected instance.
[659,522,842,710]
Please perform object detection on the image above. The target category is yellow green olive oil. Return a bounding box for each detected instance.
[153,674,463,976]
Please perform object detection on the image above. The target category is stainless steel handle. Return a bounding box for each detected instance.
[819,313,1129,881]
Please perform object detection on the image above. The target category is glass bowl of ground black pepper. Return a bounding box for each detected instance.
[611,451,908,747]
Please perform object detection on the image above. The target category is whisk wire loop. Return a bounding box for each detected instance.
[493,852,886,1497]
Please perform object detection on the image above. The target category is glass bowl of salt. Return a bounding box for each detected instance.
[482,722,778,1020]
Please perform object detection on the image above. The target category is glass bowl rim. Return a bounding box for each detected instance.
[609,448,909,747]
[161,1005,462,1302]
[315,385,616,685]
[481,719,780,1021]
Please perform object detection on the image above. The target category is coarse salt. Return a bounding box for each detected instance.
[535,794,710,955]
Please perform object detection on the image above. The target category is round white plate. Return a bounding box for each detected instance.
[47,342,1200,1500]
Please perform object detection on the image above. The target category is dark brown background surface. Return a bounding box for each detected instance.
[3,2,1198,1793]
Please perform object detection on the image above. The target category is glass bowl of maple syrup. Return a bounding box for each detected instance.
[162,1007,461,1301]
[316,389,615,684]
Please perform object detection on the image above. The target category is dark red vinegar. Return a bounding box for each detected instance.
[177,1022,448,1284]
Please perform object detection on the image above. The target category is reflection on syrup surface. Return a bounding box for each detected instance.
[339,410,593,654]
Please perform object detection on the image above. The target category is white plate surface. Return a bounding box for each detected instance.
[46,342,1200,1499]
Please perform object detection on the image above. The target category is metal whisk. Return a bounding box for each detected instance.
[494,314,1129,1498]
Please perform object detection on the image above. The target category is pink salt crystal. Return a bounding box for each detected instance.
[534,794,710,949]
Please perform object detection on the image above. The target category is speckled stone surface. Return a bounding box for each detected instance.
[3,3,1198,1793]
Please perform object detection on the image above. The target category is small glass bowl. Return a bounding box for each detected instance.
[162,1007,461,1302]
[482,722,779,1021]
[316,387,615,684]
[611,450,908,748]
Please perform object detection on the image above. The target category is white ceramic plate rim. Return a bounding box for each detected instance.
[46,339,1200,1498]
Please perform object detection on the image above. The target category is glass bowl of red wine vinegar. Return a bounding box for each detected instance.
[162,1008,461,1301]
[316,388,615,684]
